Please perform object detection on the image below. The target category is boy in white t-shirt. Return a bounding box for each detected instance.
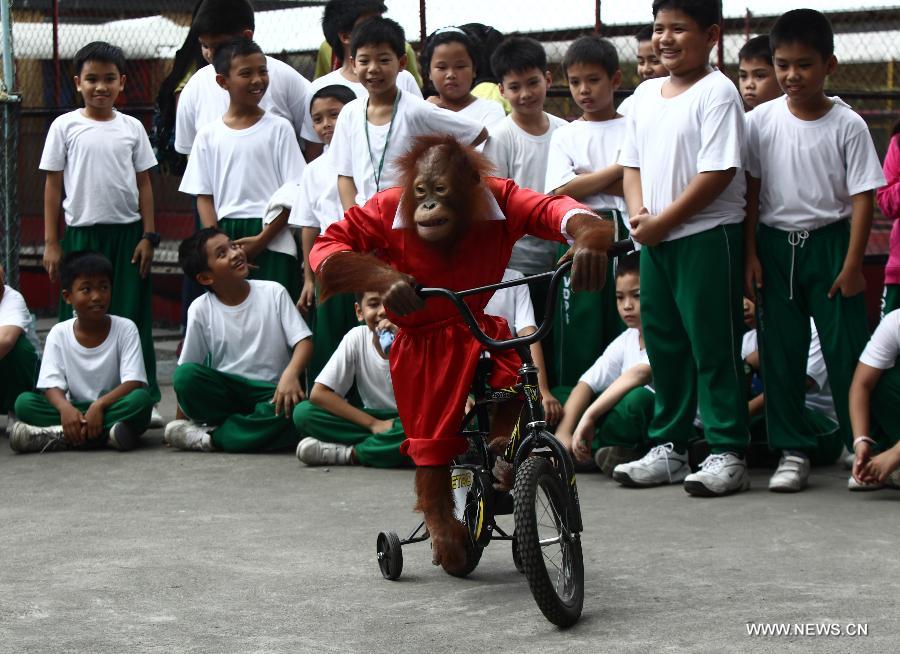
[11,253,153,453]
[617,24,668,117]
[331,17,486,210]
[293,85,360,381]
[166,229,312,453]
[483,36,568,277]
[545,36,630,388]
[179,37,306,301]
[174,0,316,160]
[40,41,160,405]
[615,0,751,496]
[849,309,900,489]
[745,9,885,492]
[737,35,782,111]
[294,290,410,467]
[553,256,654,475]
[303,1,422,144]
[0,265,38,423]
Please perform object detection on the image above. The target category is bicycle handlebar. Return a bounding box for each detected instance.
[416,238,635,351]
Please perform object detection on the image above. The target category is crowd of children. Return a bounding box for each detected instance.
[5,0,900,500]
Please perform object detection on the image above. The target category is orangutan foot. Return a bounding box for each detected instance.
[414,466,469,574]
[492,456,514,492]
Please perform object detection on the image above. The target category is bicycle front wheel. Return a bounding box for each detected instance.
[513,456,584,628]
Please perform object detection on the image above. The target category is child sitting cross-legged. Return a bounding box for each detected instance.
[166,228,312,452]
[553,254,653,475]
[11,252,153,453]
[293,290,410,467]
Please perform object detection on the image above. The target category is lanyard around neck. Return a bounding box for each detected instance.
[364,89,401,193]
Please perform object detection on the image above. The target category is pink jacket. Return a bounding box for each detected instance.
[877,134,900,284]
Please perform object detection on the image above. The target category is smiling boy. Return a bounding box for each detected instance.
[40,41,160,407]
[745,9,885,492]
[615,0,750,496]
[166,228,312,452]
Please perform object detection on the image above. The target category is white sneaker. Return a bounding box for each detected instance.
[684,453,750,497]
[296,437,352,466]
[164,420,214,451]
[612,442,690,487]
[847,476,882,491]
[9,422,67,453]
[149,406,165,429]
[768,453,810,493]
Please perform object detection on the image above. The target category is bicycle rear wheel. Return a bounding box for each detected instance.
[513,456,584,628]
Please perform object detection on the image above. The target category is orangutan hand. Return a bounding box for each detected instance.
[383,278,424,316]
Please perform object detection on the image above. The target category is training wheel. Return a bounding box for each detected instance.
[376,531,403,580]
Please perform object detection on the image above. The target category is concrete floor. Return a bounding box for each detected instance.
[1,324,898,652]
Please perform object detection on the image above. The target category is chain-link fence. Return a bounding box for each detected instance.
[3,0,899,310]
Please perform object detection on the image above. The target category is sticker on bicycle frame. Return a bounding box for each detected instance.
[450,467,474,523]
[523,384,539,403]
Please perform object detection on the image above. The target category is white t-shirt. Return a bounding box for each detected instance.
[483,113,569,274]
[175,57,313,154]
[179,113,306,220]
[37,316,147,403]
[458,96,506,129]
[330,91,484,205]
[744,321,834,417]
[0,285,30,330]
[579,328,649,394]
[544,117,629,217]
[484,269,536,336]
[746,96,885,231]
[618,72,747,241]
[859,309,900,370]
[38,110,157,227]
[302,69,422,144]
[315,325,396,411]
[289,147,342,231]
[616,94,635,116]
[179,280,312,385]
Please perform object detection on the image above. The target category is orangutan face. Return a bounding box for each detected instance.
[410,148,462,244]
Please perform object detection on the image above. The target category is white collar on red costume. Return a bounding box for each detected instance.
[391,187,506,229]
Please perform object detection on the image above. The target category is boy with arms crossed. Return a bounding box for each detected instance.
[293,290,408,468]
[175,0,316,160]
[179,37,306,301]
[40,41,160,406]
[745,9,884,492]
[616,0,750,496]
[12,253,152,453]
[166,229,312,453]
[331,17,486,210]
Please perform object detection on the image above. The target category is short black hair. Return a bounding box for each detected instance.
[738,35,773,66]
[192,0,255,37]
[420,28,482,87]
[212,36,264,75]
[651,0,720,31]
[74,41,126,76]
[459,23,506,85]
[350,16,405,60]
[311,84,357,110]
[179,228,227,280]
[491,36,547,82]
[563,35,619,79]
[60,251,113,292]
[635,24,654,43]
[322,0,386,64]
[770,9,834,60]
[615,252,640,278]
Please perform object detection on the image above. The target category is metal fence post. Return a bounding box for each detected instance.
[0,95,20,288]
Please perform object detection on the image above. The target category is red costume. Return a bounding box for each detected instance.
[310,177,591,466]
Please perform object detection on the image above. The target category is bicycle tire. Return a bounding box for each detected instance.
[513,456,584,628]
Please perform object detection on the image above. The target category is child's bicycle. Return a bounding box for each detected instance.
[376,238,634,628]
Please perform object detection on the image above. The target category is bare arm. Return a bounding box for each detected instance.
[849,361,881,482]
[552,164,624,201]
[84,380,145,440]
[298,226,321,312]
[338,175,358,212]
[311,383,386,432]
[44,387,86,445]
[234,209,290,262]
[622,166,643,218]
[132,171,156,279]
[517,326,561,427]
[196,194,218,228]
[0,325,23,359]
[828,190,873,299]
[43,171,64,281]
[554,381,595,451]
[273,337,313,417]
[470,127,488,148]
